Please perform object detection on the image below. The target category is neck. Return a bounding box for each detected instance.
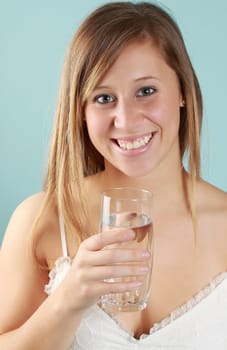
[100,161,189,216]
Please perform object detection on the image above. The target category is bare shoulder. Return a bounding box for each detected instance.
[3,192,46,236]
[197,179,227,213]
[0,192,53,332]
[196,179,227,264]
[1,192,59,258]
[196,179,227,231]
[1,192,46,254]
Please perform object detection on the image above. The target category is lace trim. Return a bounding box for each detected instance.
[148,272,227,336]
[44,256,72,295]
[111,271,227,339]
[44,256,227,339]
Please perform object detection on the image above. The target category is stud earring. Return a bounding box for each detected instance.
[180,99,185,107]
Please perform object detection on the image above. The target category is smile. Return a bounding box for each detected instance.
[116,133,153,150]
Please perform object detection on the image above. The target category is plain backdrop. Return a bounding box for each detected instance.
[0,0,227,242]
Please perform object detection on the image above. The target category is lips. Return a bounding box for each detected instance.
[114,132,154,150]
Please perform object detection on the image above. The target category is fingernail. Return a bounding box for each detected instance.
[131,281,143,288]
[141,251,150,258]
[140,265,149,272]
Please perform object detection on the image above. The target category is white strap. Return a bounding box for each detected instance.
[59,214,68,257]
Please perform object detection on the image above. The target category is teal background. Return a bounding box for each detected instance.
[0,0,227,243]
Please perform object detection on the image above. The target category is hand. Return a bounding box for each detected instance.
[64,229,150,312]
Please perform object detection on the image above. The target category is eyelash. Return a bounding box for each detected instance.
[137,86,156,97]
[93,86,156,105]
[94,94,116,104]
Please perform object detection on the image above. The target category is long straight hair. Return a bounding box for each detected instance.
[33,2,202,256]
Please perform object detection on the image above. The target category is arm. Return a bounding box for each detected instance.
[0,194,83,349]
[0,193,149,349]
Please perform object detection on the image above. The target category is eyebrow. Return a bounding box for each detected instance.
[93,76,159,92]
[135,75,159,82]
[92,85,110,92]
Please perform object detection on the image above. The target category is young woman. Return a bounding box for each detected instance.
[1,2,227,349]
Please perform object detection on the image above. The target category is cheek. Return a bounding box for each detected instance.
[145,95,181,128]
[85,108,108,142]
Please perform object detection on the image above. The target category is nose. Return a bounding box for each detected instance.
[113,99,142,130]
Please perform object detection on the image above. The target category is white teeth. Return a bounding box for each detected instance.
[117,134,153,150]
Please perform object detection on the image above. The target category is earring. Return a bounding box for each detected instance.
[180,99,185,107]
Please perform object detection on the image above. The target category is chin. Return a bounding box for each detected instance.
[118,166,153,179]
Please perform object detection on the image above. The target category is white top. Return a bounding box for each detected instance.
[44,219,227,349]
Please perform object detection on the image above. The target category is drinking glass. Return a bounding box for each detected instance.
[99,187,153,312]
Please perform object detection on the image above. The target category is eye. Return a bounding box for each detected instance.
[94,94,116,104]
[137,86,156,97]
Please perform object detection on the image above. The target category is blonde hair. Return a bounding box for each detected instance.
[34,2,203,255]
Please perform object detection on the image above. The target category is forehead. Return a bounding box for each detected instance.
[98,39,173,84]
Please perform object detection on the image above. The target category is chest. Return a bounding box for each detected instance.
[113,224,225,339]
[74,281,227,349]
[84,197,227,339]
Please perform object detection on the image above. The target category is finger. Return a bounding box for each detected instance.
[85,247,150,266]
[78,279,143,302]
[97,280,143,295]
[83,229,136,251]
[83,263,149,281]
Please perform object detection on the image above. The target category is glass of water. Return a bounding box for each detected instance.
[99,187,153,313]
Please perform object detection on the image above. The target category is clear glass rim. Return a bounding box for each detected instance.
[101,187,152,201]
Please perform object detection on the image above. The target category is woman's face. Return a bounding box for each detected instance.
[84,40,183,177]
